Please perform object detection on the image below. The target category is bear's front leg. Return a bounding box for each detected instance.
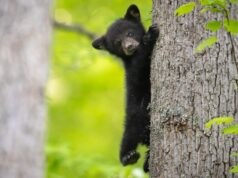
[143,24,159,48]
[120,113,141,166]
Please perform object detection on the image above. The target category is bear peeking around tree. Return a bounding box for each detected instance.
[92,4,159,172]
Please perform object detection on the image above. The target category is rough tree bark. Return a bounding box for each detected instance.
[150,0,238,177]
[0,0,51,178]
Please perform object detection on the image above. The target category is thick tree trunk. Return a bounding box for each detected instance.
[0,0,51,178]
[150,0,238,177]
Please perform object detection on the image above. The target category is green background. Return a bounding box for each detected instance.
[46,0,152,177]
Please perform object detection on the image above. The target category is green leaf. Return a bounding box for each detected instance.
[200,7,223,14]
[205,21,222,32]
[196,36,218,53]
[231,152,238,157]
[214,0,228,8]
[205,117,234,129]
[199,0,213,6]
[200,7,210,13]
[230,165,238,173]
[224,20,238,34]
[223,124,238,134]
[199,0,228,8]
[209,7,224,13]
[200,6,223,14]
[175,2,196,16]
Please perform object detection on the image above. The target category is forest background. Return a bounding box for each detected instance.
[46,0,151,178]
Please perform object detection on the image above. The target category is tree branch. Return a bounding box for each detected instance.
[53,20,97,40]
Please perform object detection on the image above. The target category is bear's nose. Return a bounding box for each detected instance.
[126,44,134,50]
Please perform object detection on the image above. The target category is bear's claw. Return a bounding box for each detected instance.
[121,151,140,166]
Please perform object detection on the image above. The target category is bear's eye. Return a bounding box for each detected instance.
[127,32,134,37]
[115,39,121,46]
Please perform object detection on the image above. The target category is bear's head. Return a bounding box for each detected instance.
[92,4,145,58]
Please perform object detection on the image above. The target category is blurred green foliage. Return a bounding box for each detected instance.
[46,0,152,178]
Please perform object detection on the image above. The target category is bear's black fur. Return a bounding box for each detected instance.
[92,4,159,172]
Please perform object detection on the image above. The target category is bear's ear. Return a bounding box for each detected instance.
[124,4,140,22]
[92,36,106,50]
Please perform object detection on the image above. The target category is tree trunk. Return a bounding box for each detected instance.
[0,1,51,178]
[150,0,238,177]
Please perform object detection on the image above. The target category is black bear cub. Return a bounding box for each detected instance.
[92,4,159,172]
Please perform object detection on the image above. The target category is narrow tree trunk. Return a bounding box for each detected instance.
[0,1,51,178]
[150,0,238,177]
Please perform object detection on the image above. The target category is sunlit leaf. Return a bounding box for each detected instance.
[199,0,228,8]
[196,36,218,53]
[223,124,238,134]
[205,117,234,129]
[174,2,196,16]
[224,20,238,34]
[205,21,222,32]
[199,0,213,5]
[230,165,238,173]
